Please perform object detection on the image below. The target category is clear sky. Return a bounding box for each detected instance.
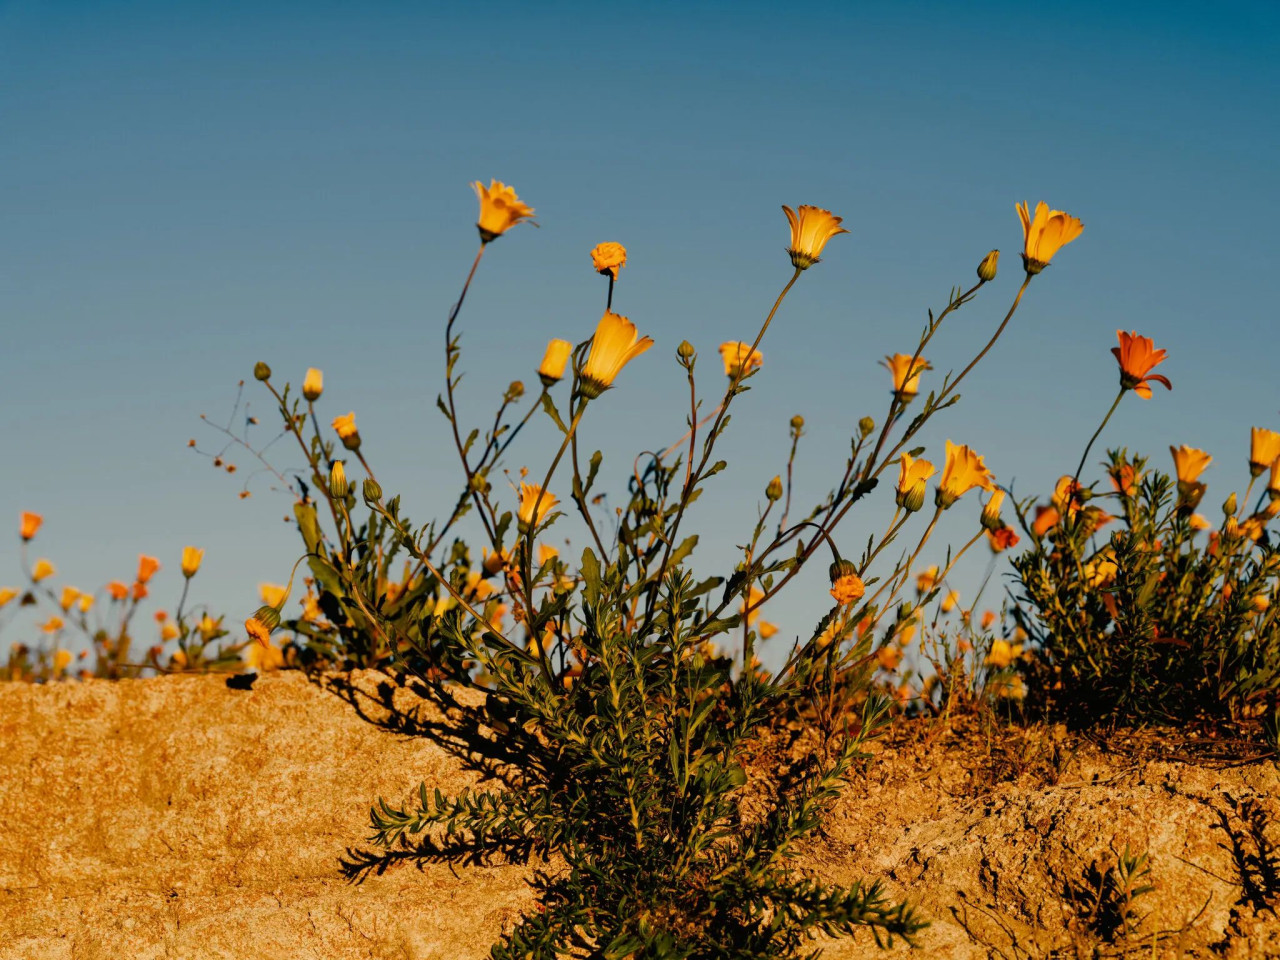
[4,0,1279,665]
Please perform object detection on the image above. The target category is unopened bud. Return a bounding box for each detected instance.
[1223,492,1238,517]
[302,367,324,402]
[898,480,927,514]
[977,249,999,283]
[790,415,805,433]
[508,380,525,400]
[677,340,696,363]
[766,475,783,501]
[328,459,349,499]
[362,477,383,504]
[253,361,272,381]
[858,416,875,439]
[252,605,281,630]
[981,489,1005,532]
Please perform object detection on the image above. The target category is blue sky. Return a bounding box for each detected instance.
[4,1,1279,665]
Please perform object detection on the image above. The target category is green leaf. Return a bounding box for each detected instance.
[541,393,568,435]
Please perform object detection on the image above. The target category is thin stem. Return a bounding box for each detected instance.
[1072,389,1126,492]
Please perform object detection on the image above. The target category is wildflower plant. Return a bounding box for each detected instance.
[1010,332,1280,736]
[241,184,1086,956]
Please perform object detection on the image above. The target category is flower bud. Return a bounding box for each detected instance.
[766,475,783,501]
[899,480,927,514]
[507,380,525,401]
[181,546,204,579]
[252,604,281,631]
[858,416,875,438]
[1224,515,1241,540]
[1223,492,1238,517]
[677,340,696,364]
[362,477,383,504]
[977,250,999,282]
[790,414,805,433]
[981,490,1005,532]
[254,361,272,381]
[329,459,349,500]
[302,367,324,402]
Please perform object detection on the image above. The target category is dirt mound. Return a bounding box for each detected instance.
[2,672,1276,959]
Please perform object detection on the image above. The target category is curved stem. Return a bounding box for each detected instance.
[1072,389,1125,493]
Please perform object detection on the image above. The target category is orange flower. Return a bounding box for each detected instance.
[41,615,64,633]
[133,582,149,600]
[331,412,358,440]
[590,242,627,280]
[881,354,929,400]
[517,483,559,530]
[936,440,995,508]
[538,339,573,385]
[20,512,43,541]
[781,204,848,269]
[1170,445,1212,484]
[1111,331,1171,399]
[1016,201,1084,274]
[1052,476,1086,516]
[245,617,272,647]
[1189,513,1212,531]
[876,645,903,671]
[718,341,763,379]
[0,588,17,607]
[53,648,72,674]
[107,581,130,600]
[32,559,55,583]
[181,546,204,578]
[161,621,180,642]
[59,586,80,611]
[136,555,161,584]
[916,566,940,593]
[580,312,654,399]
[473,180,535,242]
[1032,505,1061,538]
[988,527,1020,552]
[1250,428,1280,477]
[830,571,866,606]
[895,453,936,512]
[1109,463,1140,497]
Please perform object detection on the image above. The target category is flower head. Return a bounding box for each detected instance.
[32,559,55,583]
[1109,462,1141,497]
[53,648,72,674]
[828,559,866,606]
[107,581,129,600]
[0,588,17,607]
[1017,201,1084,274]
[981,490,1006,531]
[181,547,204,579]
[782,204,849,269]
[1250,427,1280,477]
[259,583,288,608]
[20,512,42,541]
[936,440,995,509]
[517,483,558,530]
[246,638,284,671]
[985,639,1023,669]
[1170,445,1212,484]
[538,339,573,386]
[137,555,161,584]
[302,367,323,402]
[881,354,930,400]
[590,242,627,280]
[473,180,535,243]
[977,249,999,282]
[59,586,80,611]
[916,565,940,594]
[1111,331,1171,398]
[895,453,936,512]
[580,312,653,399]
[718,341,763,379]
[42,615,64,633]
[988,527,1020,552]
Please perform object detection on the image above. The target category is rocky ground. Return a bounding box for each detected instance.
[2,671,1278,959]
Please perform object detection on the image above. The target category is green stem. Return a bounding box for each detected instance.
[1072,389,1126,492]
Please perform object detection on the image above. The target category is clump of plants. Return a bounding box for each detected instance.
[243,183,1087,956]
[1010,334,1280,740]
[1,513,254,680]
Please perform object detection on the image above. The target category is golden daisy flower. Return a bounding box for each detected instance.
[718,341,764,379]
[980,490,1006,531]
[302,367,324,402]
[538,338,574,386]
[59,586,80,611]
[107,580,129,600]
[590,242,627,280]
[517,483,559,530]
[160,620,180,642]
[877,645,903,671]
[580,312,654,399]
[985,639,1022,669]
[1111,331,1171,398]
[1032,505,1061,538]
[181,546,204,579]
[1170,445,1212,484]
[916,565,940,594]
[1016,201,1084,274]
[42,615,64,633]
[936,440,996,509]
[20,511,43,541]
[245,616,272,647]
[829,570,866,606]
[0,587,17,607]
[32,559,56,582]
[1250,427,1280,477]
[782,204,849,269]
[537,543,559,566]
[473,180,535,243]
[259,582,288,608]
[137,555,161,584]
[53,648,73,675]
[895,453,936,513]
[881,354,930,400]
[941,590,960,614]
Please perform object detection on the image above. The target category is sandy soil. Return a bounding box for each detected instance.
[2,671,1277,959]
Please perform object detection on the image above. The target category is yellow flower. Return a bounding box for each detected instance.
[78,594,94,613]
[0,587,17,607]
[941,590,960,613]
[936,440,995,508]
[259,583,288,608]
[580,311,654,399]
[537,543,559,567]
[20,511,43,541]
[985,639,1023,669]
[1016,201,1084,274]
[1084,557,1118,589]
[245,616,272,647]
[895,453,936,512]
[876,645,902,671]
[137,555,161,584]
[59,586,80,611]
[781,204,849,269]
[718,341,763,379]
[32,559,55,582]
[830,572,866,606]
[981,490,1006,531]
[517,483,559,530]
[198,614,221,640]
[53,648,73,675]
[916,565,940,594]
[41,615,64,633]
[590,242,627,280]
[302,367,324,401]
[181,546,204,578]
[1189,513,1212,531]
[1250,428,1280,477]
[538,339,573,386]
[160,620,180,642]
[246,639,284,671]
[1111,331,1171,399]
[881,354,929,400]
[473,180,535,243]
[1170,445,1212,509]
[1253,595,1271,613]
